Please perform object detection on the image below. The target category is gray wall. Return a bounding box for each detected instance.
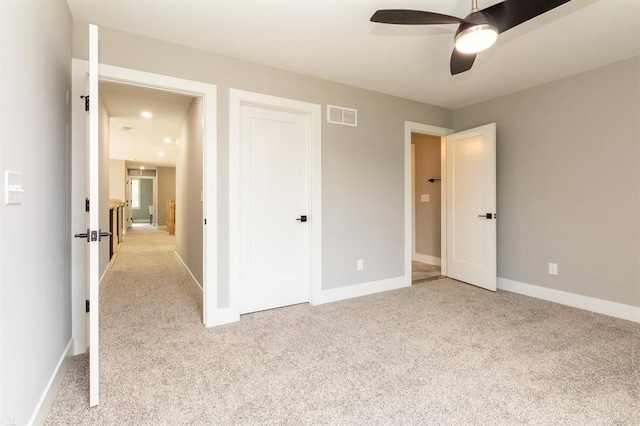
[99,95,111,274]
[413,133,441,258]
[0,0,72,423]
[72,23,451,305]
[453,56,640,308]
[176,98,204,285]
[157,167,176,227]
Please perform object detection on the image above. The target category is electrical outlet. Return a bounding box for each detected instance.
[357,259,364,271]
[4,170,24,205]
[548,263,558,276]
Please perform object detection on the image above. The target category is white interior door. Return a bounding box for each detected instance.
[239,105,310,314]
[87,24,100,407]
[445,123,497,291]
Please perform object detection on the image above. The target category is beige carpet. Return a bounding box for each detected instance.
[46,228,640,425]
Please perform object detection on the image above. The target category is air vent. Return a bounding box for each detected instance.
[327,104,357,127]
[129,170,142,176]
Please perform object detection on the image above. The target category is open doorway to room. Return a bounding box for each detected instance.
[411,132,443,284]
[99,79,203,316]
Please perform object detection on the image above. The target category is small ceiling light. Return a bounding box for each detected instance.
[454,23,498,54]
[140,166,145,170]
[140,111,153,119]
[162,137,173,144]
[158,151,165,157]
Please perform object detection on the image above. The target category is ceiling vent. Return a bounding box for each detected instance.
[327,104,357,127]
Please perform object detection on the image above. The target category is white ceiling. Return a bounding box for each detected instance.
[68,0,639,110]
[100,81,195,168]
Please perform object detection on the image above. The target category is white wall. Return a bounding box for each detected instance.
[453,56,640,308]
[0,0,73,423]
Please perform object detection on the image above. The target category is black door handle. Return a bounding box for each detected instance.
[296,215,308,222]
[74,229,90,242]
[478,213,496,219]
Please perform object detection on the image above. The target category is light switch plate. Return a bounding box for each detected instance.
[5,170,24,205]
[421,194,430,202]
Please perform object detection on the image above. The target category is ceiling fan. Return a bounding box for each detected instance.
[371,0,572,75]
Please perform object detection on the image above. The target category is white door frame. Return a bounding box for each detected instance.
[229,89,322,321]
[128,175,157,226]
[71,60,218,348]
[404,121,453,284]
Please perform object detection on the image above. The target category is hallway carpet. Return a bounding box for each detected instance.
[46,229,639,425]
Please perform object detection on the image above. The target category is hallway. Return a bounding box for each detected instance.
[46,227,202,424]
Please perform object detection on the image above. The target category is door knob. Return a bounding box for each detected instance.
[296,215,308,222]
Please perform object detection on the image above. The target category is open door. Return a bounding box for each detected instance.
[72,24,101,407]
[445,123,497,291]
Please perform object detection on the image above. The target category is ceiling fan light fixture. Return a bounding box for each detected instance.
[455,24,498,54]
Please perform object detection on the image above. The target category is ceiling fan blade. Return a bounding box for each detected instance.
[450,50,477,75]
[482,0,572,33]
[371,9,465,25]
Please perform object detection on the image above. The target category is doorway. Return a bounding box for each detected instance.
[411,132,443,283]
[229,89,322,319]
[129,176,156,225]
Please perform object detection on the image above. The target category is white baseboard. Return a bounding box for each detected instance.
[29,338,74,426]
[313,276,408,305]
[498,278,640,323]
[412,253,441,266]
[174,251,203,292]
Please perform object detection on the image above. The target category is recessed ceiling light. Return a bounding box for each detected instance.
[140,111,153,118]
[140,166,145,170]
[158,151,165,157]
[162,137,173,144]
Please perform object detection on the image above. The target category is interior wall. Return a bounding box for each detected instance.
[453,55,640,308]
[157,167,176,227]
[176,98,204,284]
[412,133,441,260]
[99,95,110,275]
[0,0,72,423]
[109,159,126,201]
[71,23,452,306]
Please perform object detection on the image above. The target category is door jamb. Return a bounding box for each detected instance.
[404,122,453,284]
[229,89,322,321]
[71,60,218,350]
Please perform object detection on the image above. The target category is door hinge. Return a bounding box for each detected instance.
[86,300,90,313]
[204,218,207,225]
[80,95,90,112]
[85,198,90,212]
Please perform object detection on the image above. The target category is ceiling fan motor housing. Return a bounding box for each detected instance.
[455,11,498,38]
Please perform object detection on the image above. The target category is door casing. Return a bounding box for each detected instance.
[71,60,218,352]
[404,122,453,283]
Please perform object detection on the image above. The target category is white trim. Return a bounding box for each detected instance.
[404,122,453,286]
[71,59,218,335]
[28,338,74,426]
[174,251,202,292]
[313,276,406,305]
[498,278,640,323]
[229,89,322,320]
[412,253,441,267]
